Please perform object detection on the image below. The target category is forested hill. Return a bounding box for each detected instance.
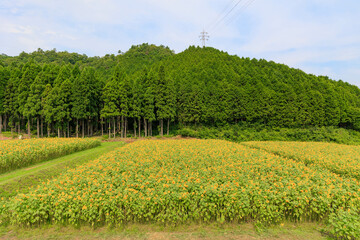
[0,43,359,139]
[0,44,174,80]
[162,46,360,129]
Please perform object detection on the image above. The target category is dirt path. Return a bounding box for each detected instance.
[104,135,191,144]
[0,135,11,140]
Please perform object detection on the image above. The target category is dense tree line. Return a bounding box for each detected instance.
[0,44,359,138]
[162,46,360,129]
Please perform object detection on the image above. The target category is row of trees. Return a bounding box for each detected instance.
[0,44,359,138]
[0,62,176,138]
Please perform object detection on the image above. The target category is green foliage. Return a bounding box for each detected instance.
[0,131,18,139]
[177,124,360,145]
[101,134,109,140]
[0,138,100,174]
[176,128,200,138]
[1,45,360,139]
[155,65,167,121]
[2,140,360,228]
[160,46,360,129]
[17,63,42,118]
[143,69,156,122]
[41,84,53,124]
[72,67,102,120]
[23,71,46,119]
[71,72,90,120]
[242,141,360,179]
[326,209,360,240]
[0,66,10,114]
[100,80,120,119]
[0,142,124,199]
[118,43,175,75]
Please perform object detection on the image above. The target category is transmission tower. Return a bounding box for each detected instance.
[199,30,209,47]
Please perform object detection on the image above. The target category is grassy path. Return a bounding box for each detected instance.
[0,141,125,198]
[0,222,327,240]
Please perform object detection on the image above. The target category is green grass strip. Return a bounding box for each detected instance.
[0,141,125,198]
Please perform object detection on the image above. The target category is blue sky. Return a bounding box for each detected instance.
[0,0,359,86]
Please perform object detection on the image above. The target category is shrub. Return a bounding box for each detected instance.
[326,209,360,239]
[177,124,360,145]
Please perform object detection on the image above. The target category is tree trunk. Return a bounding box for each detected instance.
[41,118,43,138]
[3,114,6,132]
[3,115,6,132]
[87,119,90,137]
[76,119,79,138]
[149,121,152,136]
[27,118,31,137]
[124,117,127,139]
[58,126,61,138]
[108,119,110,139]
[138,118,141,138]
[160,119,163,136]
[101,118,103,136]
[37,117,40,138]
[0,114,2,134]
[82,119,85,138]
[98,118,100,135]
[47,123,50,137]
[113,117,116,139]
[121,116,124,138]
[167,119,170,135]
[144,118,147,137]
[90,121,93,137]
[67,122,70,138]
[117,116,121,137]
[19,118,22,134]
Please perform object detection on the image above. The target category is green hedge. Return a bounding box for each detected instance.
[177,125,360,145]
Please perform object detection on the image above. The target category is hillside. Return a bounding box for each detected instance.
[161,46,360,129]
[0,44,359,140]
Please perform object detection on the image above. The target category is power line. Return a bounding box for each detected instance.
[208,0,245,33]
[208,0,256,35]
[223,0,256,27]
[198,0,256,46]
[206,0,238,30]
[199,1,237,48]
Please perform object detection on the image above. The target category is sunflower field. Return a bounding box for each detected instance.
[242,141,360,179]
[1,139,359,231]
[0,138,101,173]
